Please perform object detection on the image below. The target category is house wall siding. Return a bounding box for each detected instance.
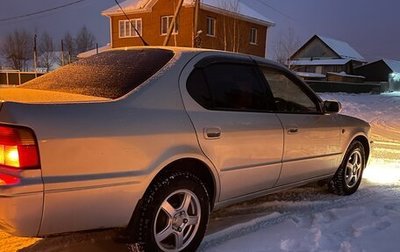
[198,9,267,57]
[111,0,194,48]
[294,65,346,74]
[108,0,268,57]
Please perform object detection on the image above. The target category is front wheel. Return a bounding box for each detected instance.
[329,140,366,195]
[133,171,210,251]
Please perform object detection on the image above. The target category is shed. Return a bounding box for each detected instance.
[354,59,400,91]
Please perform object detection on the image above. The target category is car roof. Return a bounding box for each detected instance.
[105,46,284,68]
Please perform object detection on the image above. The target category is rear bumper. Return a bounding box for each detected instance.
[0,169,43,237]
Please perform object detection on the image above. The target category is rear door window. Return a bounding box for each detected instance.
[187,63,274,112]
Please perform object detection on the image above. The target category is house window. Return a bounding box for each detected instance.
[250,28,258,45]
[119,19,142,38]
[206,17,216,37]
[161,16,178,35]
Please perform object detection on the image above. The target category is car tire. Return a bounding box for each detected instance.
[133,171,210,252]
[329,140,366,195]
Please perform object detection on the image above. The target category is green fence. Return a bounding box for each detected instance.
[306,81,386,94]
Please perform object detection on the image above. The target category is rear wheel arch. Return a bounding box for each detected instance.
[154,158,217,210]
[125,158,217,248]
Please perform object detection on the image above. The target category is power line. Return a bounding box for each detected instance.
[253,0,296,22]
[0,0,89,23]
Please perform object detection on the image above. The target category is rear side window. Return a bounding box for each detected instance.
[21,49,174,99]
[187,63,273,112]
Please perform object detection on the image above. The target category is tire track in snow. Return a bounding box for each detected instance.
[200,184,386,251]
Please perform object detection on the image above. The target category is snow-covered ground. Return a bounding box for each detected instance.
[201,92,400,252]
[1,92,399,252]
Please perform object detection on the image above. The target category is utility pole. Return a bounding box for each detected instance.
[33,34,38,71]
[61,39,65,66]
[193,0,200,47]
[163,0,185,46]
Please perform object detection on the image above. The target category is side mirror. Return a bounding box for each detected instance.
[323,100,342,113]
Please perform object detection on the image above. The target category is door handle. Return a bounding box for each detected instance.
[204,128,221,139]
[288,128,299,134]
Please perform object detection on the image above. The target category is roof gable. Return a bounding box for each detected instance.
[318,36,365,61]
[383,59,400,72]
[102,0,274,27]
[102,0,157,14]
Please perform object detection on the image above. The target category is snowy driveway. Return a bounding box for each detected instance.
[201,93,400,252]
[1,93,400,252]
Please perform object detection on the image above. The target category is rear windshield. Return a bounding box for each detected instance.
[20,49,174,99]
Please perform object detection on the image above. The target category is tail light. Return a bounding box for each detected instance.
[0,125,40,169]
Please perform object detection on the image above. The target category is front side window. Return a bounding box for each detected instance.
[250,28,258,45]
[262,68,318,113]
[161,16,178,35]
[119,19,142,38]
[187,63,273,111]
[206,17,216,37]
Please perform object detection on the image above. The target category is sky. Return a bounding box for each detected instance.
[0,0,399,62]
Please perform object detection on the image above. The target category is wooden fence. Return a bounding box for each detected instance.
[0,71,44,86]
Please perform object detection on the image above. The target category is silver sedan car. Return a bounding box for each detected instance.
[0,47,370,251]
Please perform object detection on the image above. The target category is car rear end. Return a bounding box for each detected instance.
[0,88,113,236]
[0,47,196,237]
[0,112,43,236]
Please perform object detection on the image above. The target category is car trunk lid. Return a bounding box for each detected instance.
[0,88,111,104]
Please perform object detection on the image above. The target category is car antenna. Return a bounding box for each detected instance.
[114,0,149,46]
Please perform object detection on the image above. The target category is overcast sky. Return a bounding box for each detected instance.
[0,0,399,61]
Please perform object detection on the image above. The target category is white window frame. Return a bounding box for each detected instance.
[161,16,178,35]
[250,28,258,45]
[206,17,216,37]
[119,19,142,38]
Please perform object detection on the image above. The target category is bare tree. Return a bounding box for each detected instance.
[274,27,301,68]
[38,32,56,72]
[57,32,76,66]
[0,29,33,71]
[75,26,96,54]
[218,0,240,52]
